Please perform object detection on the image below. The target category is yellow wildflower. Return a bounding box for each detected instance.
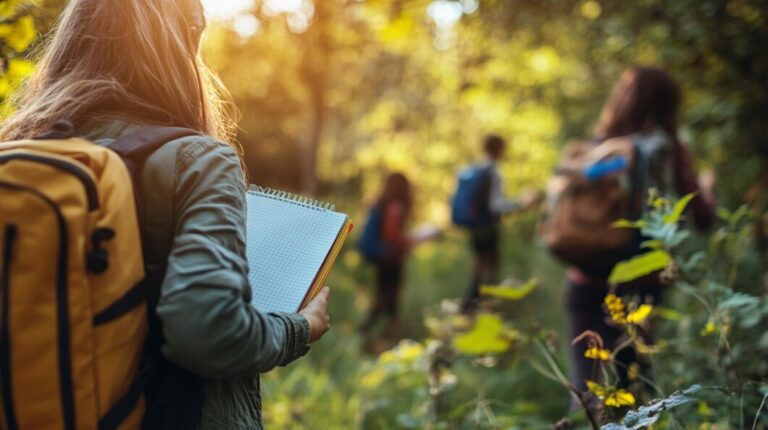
[701,320,717,336]
[605,294,627,324]
[584,347,611,361]
[395,340,425,363]
[361,367,387,388]
[605,389,636,407]
[626,304,653,324]
[586,380,636,408]
[628,363,640,381]
[379,340,424,364]
[451,314,471,330]
[378,350,397,364]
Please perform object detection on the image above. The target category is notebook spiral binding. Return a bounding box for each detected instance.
[248,185,336,212]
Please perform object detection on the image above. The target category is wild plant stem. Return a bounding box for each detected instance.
[532,338,600,430]
[752,390,768,430]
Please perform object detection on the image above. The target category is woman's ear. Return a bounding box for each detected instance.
[185,0,207,50]
[190,22,204,49]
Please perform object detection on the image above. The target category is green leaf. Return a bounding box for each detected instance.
[480,279,537,301]
[608,250,671,285]
[452,314,511,355]
[718,293,760,310]
[640,240,664,250]
[663,193,696,225]
[717,207,732,222]
[396,414,421,428]
[612,219,646,229]
[655,306,684,321]
[681,251,706,273]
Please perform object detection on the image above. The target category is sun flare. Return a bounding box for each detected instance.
[201,0,306,20]
[201,0,254,19]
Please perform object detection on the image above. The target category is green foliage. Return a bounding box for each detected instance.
[601,385,704,430]
[0,0,37,109]
[452,313,515,355]
[614,195,768,428]
[257,194,768,429]
[607,250,671,285]
[479,279,538,301]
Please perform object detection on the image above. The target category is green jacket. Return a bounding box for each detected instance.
[86,120,311,429]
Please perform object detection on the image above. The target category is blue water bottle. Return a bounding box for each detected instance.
[583,156,628,181]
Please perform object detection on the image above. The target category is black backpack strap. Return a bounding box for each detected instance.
[34,120,78,140]
[109,126,201,178]
[628,138,649,221]
[476,164,495,222]
[103,127,202,430]
[98,361,153,430]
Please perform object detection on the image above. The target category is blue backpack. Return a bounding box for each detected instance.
[451,164,493,227]
[357,206,387,262]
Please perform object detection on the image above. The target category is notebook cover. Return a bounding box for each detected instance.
[246,187,351,313]
[300,220,354,309]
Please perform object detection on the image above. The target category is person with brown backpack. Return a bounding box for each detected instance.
[0,1,331,429]
[540,67,716,393]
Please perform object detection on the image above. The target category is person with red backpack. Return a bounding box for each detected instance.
[452,135,539,311]
[359,173,413,340]
[0,1,330,429]
[542,67,716,394]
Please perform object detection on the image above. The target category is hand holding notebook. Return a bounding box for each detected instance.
[299,286,331,341]
[245,187,352,313]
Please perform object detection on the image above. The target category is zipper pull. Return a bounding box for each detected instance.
[87,228,115,274]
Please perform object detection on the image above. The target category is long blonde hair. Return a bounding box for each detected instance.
[0,0,237,146]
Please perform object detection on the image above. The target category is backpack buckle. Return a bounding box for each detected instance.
[87,228,115,274]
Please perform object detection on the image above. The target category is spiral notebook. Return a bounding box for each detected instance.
[246,186,353,313]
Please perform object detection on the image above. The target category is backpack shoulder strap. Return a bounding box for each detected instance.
[109,127,206,429]
[628,137,648,220]
[110,126,200,174]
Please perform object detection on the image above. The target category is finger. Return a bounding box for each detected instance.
[314,288,330,305]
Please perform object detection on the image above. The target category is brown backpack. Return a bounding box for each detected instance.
[540,137,645,273]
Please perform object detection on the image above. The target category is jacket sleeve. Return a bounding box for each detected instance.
[488,166,523,214]
[156,137,310,380]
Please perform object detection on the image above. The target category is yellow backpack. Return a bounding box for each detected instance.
[0,121,197,430]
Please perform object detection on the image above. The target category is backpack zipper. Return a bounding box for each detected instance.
[0,153,99,211]
[1,224,19,430]
[0,182,75,430]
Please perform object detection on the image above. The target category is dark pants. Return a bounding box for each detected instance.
[362,258,404,332]
[465,224,500,307]
[565,278,661,391]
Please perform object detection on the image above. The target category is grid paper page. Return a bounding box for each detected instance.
[246,191,347,313]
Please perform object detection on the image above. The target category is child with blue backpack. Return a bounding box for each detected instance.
[452,135,539,311]
[359,173,414,338]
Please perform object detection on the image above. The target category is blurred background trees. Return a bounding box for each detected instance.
[199,0,767,224]
[2,0,766,221]
[0,1,765,427]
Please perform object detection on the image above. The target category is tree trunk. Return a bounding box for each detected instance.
[299,1,330,195]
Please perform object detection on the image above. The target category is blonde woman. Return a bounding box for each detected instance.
[0,0,331,429]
